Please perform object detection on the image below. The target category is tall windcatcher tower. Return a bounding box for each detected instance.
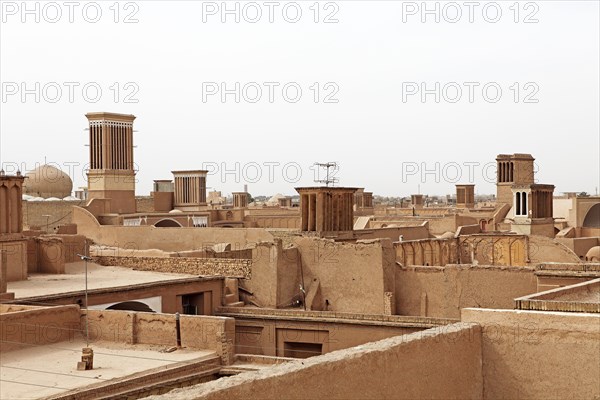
[496,153,535,205]
[86,112,137,214]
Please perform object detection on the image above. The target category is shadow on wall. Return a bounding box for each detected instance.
[583,203,600,228]
[106,301,155,312]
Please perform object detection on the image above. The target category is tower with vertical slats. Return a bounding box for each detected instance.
[86,112,137,214]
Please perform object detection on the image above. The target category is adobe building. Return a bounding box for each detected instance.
[354,188,365,208]
[85,112,137,214]
[232,192,249,208]
[0,171,27,284]
[456,184,475,209]
[363,192,374,208]
[278,196,292,207]
[0,171,24,235]
[151,179,174,212]
[354,189,374,211]
[511,184,556,237]
[554,194,600,235]
[4,114,599,399]
[411,194,424,209]
[208,190,226,206]
[496,153,535,205]
[296,187,358,233]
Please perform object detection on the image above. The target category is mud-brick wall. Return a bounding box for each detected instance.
[0,305,81,352]
[27,234,89,274]
[462,308,600,400]
[0,238,27,281]
[22,200,85,231]
[395,265,538,319]
[0,250,7,293]
[95,256,251,278]
[84,310,235,363]
[154,323,483,400]
[135,196,155,213]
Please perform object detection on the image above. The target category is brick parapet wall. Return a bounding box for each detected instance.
[537,262,600,272]
[95,256,251,278]
[216,306,455,328]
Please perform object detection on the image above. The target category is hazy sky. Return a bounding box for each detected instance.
[1,0,598,197]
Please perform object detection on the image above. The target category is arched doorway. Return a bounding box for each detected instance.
[154,218,183,227]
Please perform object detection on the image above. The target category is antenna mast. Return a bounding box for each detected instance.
[313,162,339,187]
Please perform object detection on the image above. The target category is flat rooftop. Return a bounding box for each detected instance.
[7,261,197,299]
[0,339,214,399]
[515,278,600,313]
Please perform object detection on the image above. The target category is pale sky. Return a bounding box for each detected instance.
[1,0,598,197]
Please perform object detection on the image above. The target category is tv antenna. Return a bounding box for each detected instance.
[313,162,339,187]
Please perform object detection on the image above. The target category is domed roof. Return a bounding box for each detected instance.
[23,165,73,199]
[267,193,285,206]
[585,246,600,262]
[439,231,455,239]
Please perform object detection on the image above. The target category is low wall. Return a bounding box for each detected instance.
[515,280,600,313]
[244,215,301,229]
[396,264,538,319]
[73,205,274,252]
[462,308,600,400]
[394,238,458,266]
[0,305,80,352]
[151,323,483,400]
[81,310,235,351]
[95,256,251,278]
[84,309,235,363]
[353,223,431,242]
[455,224,481,236]
[170,248,253,260]
[535,262,600,292]
[394,234,558,267]
[370,215,457,235]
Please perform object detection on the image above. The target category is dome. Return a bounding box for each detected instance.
[23,165,73,199]
[266,193,285,206]
[585,246,600,262]
[439,231,455,239]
